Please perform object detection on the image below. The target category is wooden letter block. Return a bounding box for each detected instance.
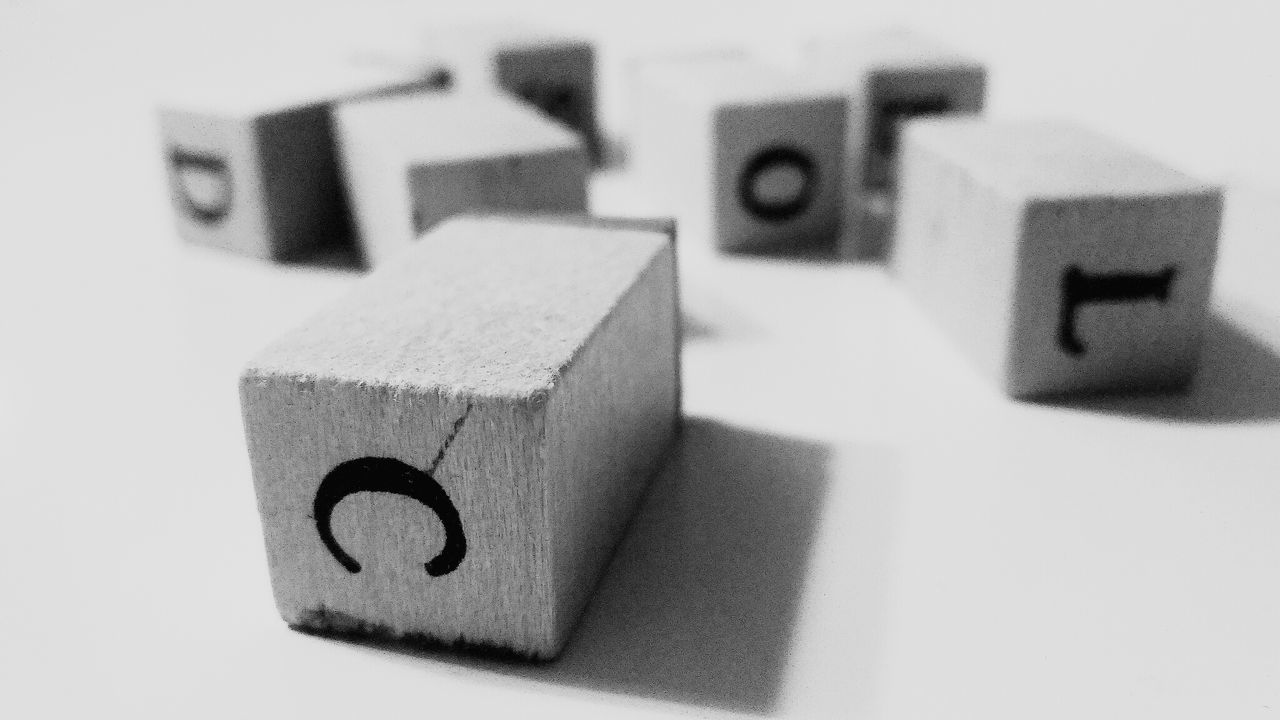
[335,92,588,267]
[356,25,600,161]
[631,56,845,253]
[891,119,1223,397]
[240,215,680,658]
[807,30,986,258]
[157,67,441,260]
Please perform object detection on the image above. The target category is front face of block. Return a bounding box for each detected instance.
[495,45,599,158]
[241,381,555,654]
[863,68,985,191]
[407,150,588,237]
[1007,194,1222,396]
[159,110,271,257]
[713,98,845,252]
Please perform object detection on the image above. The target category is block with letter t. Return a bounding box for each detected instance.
[891,118,1223,397]
[156,65,441,260]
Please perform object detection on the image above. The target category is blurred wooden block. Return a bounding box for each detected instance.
[892,118,1223,397]
[157,66,442,260]
[336,92,588,267]
[631,55,845,253]
[240,214,680,659]
[807,30,986,258]
[355,25,601,161]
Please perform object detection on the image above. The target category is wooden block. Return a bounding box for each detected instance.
[844,189,895,260]
[335,92,588,267]
[807,30,986,258]
[891,118,1223,397]
[157,66,443,260]
[630,55,845,253]
[240,214,680,659]
[355,25,601,161]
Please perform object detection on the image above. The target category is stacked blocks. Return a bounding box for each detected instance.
[240,215,680,658]
[892,119,1223,397]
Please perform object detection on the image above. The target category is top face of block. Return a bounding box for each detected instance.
[806,29,984,75]
[156,63,438,118]
[336,92,582,165]
[244,216,673,399]
[904,119,1218,201]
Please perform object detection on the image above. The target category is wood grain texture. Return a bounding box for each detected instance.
[806,29,986,259]
[240,215,679,658]
[630,55,845,253]
[891,118,1223,398]
[156,66,442,260]
[335,92,588,268]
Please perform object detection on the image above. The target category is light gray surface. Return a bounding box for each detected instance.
[3,3,1279,718]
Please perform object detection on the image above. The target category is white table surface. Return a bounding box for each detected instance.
[1,2,1277,717]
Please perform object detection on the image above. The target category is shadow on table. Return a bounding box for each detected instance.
[316,418,833,714]
[729,238,843,265]
[1040,313,1280,424]
[279,240,366,274]
[539,418,831,713]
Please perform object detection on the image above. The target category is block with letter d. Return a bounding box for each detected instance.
[157,65,442,260]
[891,118,1223,397]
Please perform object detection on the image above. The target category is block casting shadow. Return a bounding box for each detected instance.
[308,418,833,714]
[1042,312,1280,424]
[538,418,831,712]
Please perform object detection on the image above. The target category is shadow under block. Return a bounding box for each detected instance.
[240,215,680,659]
[891,119,1223,398]
[157,68,441,260]
[630,56,845,253]
[806,30,986,258]
[335,93,588,267]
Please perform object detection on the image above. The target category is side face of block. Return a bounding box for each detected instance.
[542,218,680,642]
[255,106,350,258]
[408,149,589,237]
[495,43,599,160]
[893,119,1223,397]
[240,216,679,658]
[861,66,985,191]
[1008,192,1222,396]
[714,97,846,252]
[841,189,895,261]
[891,128,1023,381]
[159,109,272,257]
[159,68,438,260]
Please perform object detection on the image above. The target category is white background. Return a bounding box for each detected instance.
[1,1,1278,717]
